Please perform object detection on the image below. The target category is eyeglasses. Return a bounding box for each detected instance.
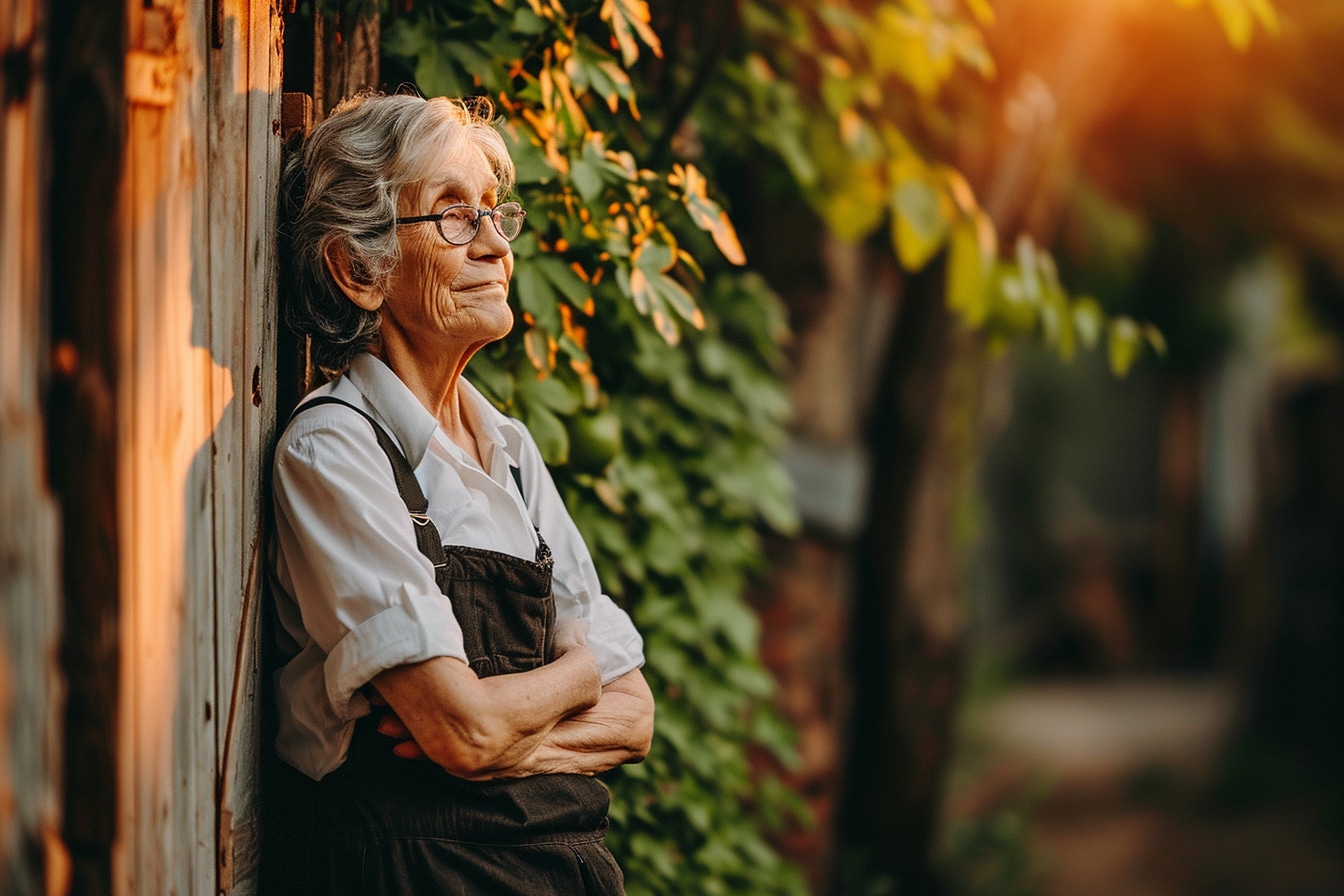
[395,202,527,246]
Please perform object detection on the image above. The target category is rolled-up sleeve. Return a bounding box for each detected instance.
[273,412,469,722]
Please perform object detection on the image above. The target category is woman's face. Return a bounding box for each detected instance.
[380,136,515,354]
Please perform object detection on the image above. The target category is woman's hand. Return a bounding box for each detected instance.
[498,668,654,778]
[370,616,604,769]
[370,691,430,760]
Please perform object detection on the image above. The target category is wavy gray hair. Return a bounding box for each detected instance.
[279,93,515,374]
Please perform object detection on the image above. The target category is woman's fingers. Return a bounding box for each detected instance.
[391,739,429,760]
[376,709,429,759]
[376,712,410,739]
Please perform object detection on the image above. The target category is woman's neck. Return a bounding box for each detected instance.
[373,334,487,466]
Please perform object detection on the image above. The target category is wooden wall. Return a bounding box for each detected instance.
[8,2,284,891]
[115,2,280,894]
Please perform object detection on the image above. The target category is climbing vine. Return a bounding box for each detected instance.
[383,2,806,893]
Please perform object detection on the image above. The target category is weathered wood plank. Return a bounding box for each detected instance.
[2,3,65,894]
[114,2,218,893]
[207,2,280,894]
[312,7,378,121]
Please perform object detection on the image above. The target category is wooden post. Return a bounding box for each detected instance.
[115,1,218,890]
[2,1,66,893]
[312,4,379,121]
[46,0,126,893]
[205,3,282,893]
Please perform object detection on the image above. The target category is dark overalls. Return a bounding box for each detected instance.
[293,398,625,895]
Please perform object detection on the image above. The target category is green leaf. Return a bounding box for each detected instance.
[1071,297,1104,349]
[511,5,549,36]
[1108,316,1143,377]
[499,125,556,187]
[1143,322,1169,357]
[633,237,675,274]
[890,169,951,271]
[569,158,606,203]
[947,214,989,326]
[516,372,582,415]
[537,256,593,307]
[466,352,514,409]
[601,0,663,67]
[651,272,705,330]
[517,399,569,464]
[381,18,426,58]
[512,259,562,331]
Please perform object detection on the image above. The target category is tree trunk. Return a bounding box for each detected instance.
[838,254,968,894]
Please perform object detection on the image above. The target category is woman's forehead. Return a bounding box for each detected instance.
[410,138,499,202]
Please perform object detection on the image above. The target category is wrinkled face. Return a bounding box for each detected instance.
[381,135,515,353]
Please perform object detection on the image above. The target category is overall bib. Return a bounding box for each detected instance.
[293,397,625,895]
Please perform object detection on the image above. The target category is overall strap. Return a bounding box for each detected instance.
[510,465,526,507]
[288,396,447,568]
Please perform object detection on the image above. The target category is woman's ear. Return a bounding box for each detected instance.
[324,240,384,311]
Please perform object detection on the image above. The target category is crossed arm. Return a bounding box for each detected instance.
[370,617,654,780]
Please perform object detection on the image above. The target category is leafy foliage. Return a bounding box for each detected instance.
[384,2,807,892]
[701,0,1177,376]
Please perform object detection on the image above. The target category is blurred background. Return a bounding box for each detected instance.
[735,1,1344,894]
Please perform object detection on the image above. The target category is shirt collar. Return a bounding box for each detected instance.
[344,353,522,470]
[458,376,525,469]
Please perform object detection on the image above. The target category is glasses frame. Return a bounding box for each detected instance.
[395,201,527,246]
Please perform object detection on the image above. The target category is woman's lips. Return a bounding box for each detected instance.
[454,280,507,294]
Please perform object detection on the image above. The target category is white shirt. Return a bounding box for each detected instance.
[271,353,645,780]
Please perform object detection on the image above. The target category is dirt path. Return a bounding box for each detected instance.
[944,678,1344,896]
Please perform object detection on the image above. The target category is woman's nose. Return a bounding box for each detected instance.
[471,212,511,257]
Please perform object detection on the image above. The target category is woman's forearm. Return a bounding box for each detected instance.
[374,666,655,778]
[372,645,603,778]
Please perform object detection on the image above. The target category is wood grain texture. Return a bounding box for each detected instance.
[112,2,279,894]
[312,7,378,121]
[115,3,214,891]
[207,2,280,894]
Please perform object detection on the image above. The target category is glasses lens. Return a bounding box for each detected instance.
[495,203,525,242]
[438,206,479,245]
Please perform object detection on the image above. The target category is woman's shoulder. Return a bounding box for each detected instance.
[275,382,385,466]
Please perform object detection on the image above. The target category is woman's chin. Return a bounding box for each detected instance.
[476,303,516,343]
[443,287,514,341]
[488,297,516,334]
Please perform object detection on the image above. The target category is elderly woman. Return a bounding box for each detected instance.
[271,93,653,895]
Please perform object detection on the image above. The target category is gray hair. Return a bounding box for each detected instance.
[279,93,515,374]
